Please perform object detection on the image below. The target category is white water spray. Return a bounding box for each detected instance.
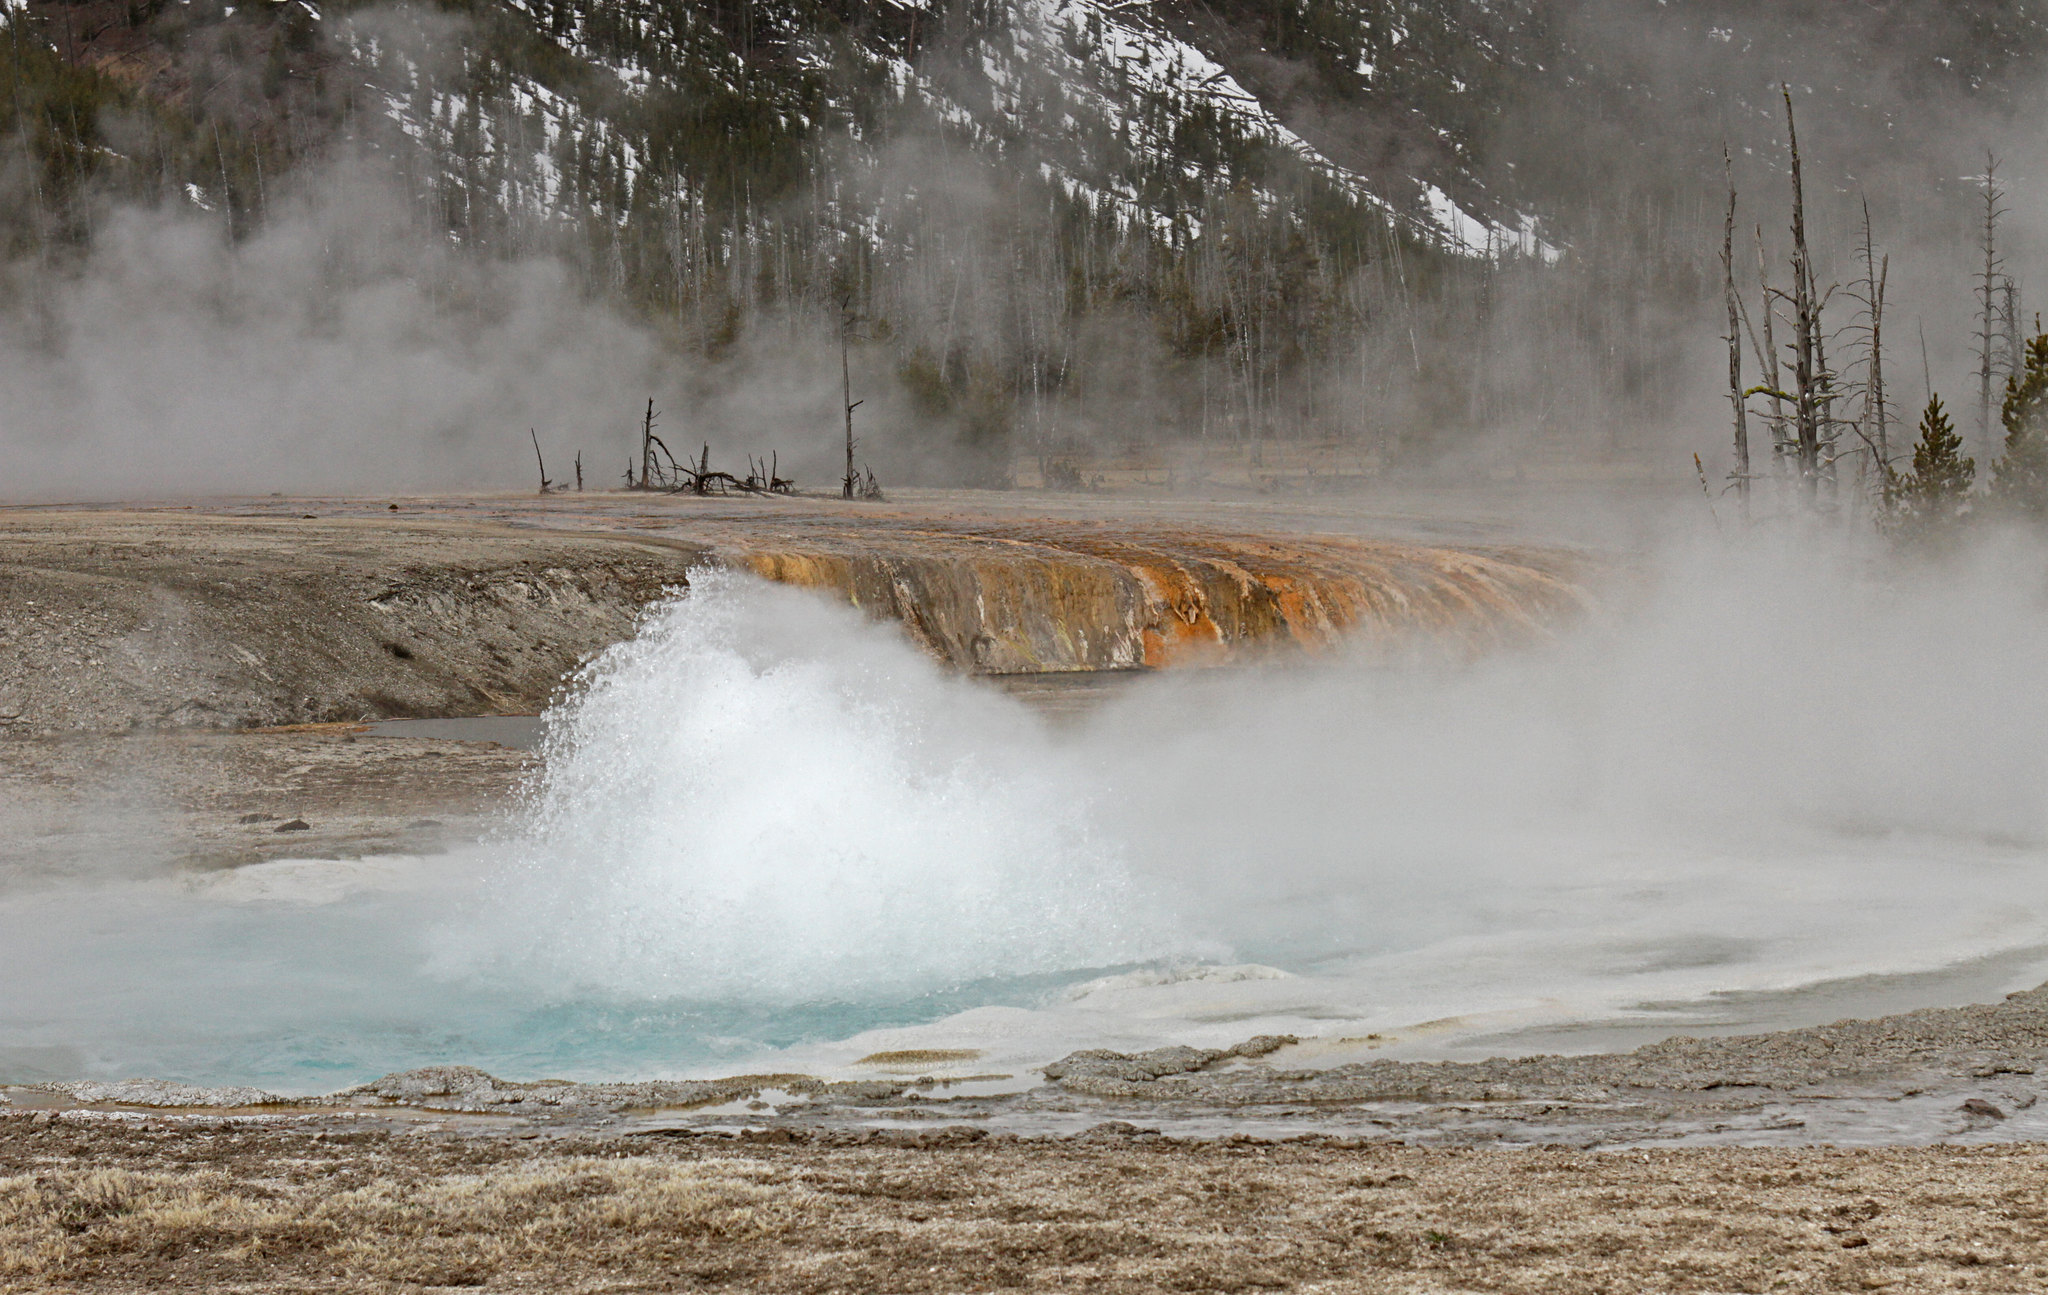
[449,569,1182,1004]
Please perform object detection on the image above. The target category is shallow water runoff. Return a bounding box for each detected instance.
[9,539,2048,1095]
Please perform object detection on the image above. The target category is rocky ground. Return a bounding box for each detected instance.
[16,981,2048,1148]
[0,511,712,735]
[9,997,2048,1292]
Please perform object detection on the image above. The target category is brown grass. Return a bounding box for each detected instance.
[7,1120,2048,1293]
[1,1156,786,1289]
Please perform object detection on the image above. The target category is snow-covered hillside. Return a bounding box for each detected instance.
[6,0,2044,478]
[311,0,1520,254]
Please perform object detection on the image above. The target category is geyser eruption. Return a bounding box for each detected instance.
[10,531,2048,1092]
[455,569,1182,1004]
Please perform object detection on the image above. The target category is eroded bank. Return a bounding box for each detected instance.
[0,500,1594,733]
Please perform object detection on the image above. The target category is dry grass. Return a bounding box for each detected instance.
[7,1119,2048,1293]
[0,1155,786,1289]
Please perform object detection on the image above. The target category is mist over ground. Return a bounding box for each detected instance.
[0,158,902,498]
[4,0,2048,499]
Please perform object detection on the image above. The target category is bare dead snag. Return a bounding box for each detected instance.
[1783,85,1821,495]
[1695,452,1722,530]
[529,428,552,494]
[838,291,867,500]
[640,399,658,490]
[1921,320,1934,407]
[841,306,856,499]
[1723,149,1750,512]
[1813,296,1840,492]
[1858,198,1892,487]
[1978,155,2006,443]
[1753,226,1790,466]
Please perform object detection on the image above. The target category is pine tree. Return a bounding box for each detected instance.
[1887,396,1974,529]
[1992,333,2048,517]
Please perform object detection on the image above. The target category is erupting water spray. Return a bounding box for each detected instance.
[446,568,1183,1004]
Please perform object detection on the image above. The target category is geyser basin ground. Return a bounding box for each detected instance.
[0,490,1587,734]
[7,493,2048,1159]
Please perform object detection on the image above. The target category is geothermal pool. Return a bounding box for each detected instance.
[7,546,2048,1093]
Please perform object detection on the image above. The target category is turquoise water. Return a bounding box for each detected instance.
[0,574,1182,1092]
[0,865,1145,1090]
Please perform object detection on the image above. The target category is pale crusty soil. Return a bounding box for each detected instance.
[0,498,1590,735]
[2,1116,2045,1293]
[0,511,710,735]
[0,728,532,877]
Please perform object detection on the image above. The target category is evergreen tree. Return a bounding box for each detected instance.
[1992,332,2048,516]
[1887,396,1974,528]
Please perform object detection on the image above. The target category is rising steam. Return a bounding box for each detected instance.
[7,528,2048,1090]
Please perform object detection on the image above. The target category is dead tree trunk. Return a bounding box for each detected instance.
[1978,154,2005,444]
[1813,313,1839,493]
[1860,198,1890,481]
[840,295,857,500]
[529,428,551,494]
[640,399,658,490]
[1783,86,1821,495]
[1723,151,1750,511]
[1753,227,1790,465]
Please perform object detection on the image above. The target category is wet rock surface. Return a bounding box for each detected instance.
[14,990,2048,1152]
[1043,988,2048,1107]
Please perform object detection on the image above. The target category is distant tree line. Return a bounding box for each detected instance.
[1715,90,2048,546]
[10,0,2042,486]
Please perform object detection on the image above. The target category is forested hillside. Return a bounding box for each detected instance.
[5,0,2043,484]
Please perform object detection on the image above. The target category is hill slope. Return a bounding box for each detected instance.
[4,0,2043,484]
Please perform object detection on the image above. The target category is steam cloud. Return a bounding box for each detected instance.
[9,522,2048,1091]
[1,166,658,498]
[6,1,2048,495]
